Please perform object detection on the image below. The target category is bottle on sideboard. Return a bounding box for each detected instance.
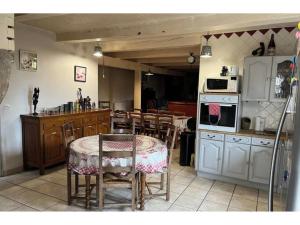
[267,34,276,56]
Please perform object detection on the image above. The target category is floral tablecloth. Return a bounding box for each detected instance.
[69,135,168,175]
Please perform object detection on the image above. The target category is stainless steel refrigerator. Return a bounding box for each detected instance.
[268,56,300,211]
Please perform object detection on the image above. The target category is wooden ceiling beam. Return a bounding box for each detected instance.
[106,46,200,59]
[15,14,65,22]
[136,57,189,64]
[151,62,199,67]
[55,14,300,43]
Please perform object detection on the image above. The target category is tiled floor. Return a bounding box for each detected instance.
[0,149,286,212]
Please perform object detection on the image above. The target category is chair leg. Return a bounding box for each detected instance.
[67,169,72,205]
[166,170,171,201]
[85,175,91,209]
[160,174,165,190]
[132,176,136,211]
[99,174,104,210]
[75,174,79,194]
[96,175,100,207]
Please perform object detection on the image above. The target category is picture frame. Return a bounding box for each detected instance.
[19,50,37,72]
[74,65,87,82]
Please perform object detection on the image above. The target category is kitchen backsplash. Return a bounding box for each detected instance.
[241,101,293,131]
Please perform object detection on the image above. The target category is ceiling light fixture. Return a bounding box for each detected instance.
[145,69,154,76]
[200,34,212,58]
[93,42,103,58]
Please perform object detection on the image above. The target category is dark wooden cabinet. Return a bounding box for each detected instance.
[21,109,110,175]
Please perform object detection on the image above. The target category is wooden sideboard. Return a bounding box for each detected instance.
[168,101,197,117]
[21,109,110,175]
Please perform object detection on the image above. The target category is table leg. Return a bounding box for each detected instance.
[140,172,146,210]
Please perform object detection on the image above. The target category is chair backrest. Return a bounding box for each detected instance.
[99,101,111,109]
[99,134,136,174]
[164,124,179,165]
[111,116,133,134]
[147,108,158,114]
[142,113,158,129]
[62,122,76,149]
[158,110,172,115]
[113,110,128,118]
[133,108,142,113]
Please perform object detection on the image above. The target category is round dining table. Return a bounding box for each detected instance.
[68,134,168,210]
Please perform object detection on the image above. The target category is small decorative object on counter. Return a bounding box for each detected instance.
[220,66,228,76]
[32,87,40,116]
[92,102,96,109]
[252,42,265,56]
[241,117,251,130]
[267,34,276,56]
[86,96,91,109]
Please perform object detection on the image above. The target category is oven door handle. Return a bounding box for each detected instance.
[203,103,234,107]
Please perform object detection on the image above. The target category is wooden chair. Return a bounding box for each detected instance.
[145,124,179,201]
[157,114,174,141]
[111,116,133,134]
[99,101,111,109]
[158,110,172,115]
[147,108,158,114]
[63,122,98,209]
[98,134,138,210]
[142,113,158,137]
[129,112,143,134]
[134,108,142,113]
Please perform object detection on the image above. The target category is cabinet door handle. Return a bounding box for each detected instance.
[260,141,271,145]
[88,125,93,128]
[7,37,14,40]
[208,135,215,138]
[51,131,57,135]
[233,138,242,142]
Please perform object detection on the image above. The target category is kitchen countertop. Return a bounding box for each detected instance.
[199,129,291,140]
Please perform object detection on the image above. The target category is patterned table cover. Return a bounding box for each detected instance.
[69,135,168,175]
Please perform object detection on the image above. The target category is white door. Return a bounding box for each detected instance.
[270,56,293,102]
[249,146,273,184]
[198,139,223,175]
[222,142,250,180]
[242,56,272,101]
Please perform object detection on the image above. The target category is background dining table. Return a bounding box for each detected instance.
[68,134,168,210]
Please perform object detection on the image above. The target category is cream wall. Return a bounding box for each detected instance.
[0,23,99,175]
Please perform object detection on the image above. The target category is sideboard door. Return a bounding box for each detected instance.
[43,127,64,164]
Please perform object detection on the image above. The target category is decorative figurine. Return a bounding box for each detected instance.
[77,88,84,110]
[32,87,40,116]
[86,96,91,109]
[252,42,265,56]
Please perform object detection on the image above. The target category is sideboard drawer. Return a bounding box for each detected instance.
[43,120,63,130]
[225,135,251,145]
[83,116,97,125]
[201,131,224,141]
[252,137,274,148]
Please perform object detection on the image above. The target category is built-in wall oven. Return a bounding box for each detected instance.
[198,94,241,132]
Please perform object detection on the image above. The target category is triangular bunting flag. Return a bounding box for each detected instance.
[213,33,222,39]
[259,29,269,35]
[246,30,256,36]
[235,32,244,37]
[224,32,233,38]
[285,27,295,33]
[203,34,212,40]
[272,28,282,33]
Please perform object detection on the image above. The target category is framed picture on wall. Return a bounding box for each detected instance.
[19,50,37,72]
[74,65,87,82]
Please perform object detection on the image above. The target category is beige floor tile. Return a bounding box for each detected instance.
[171,175,194,185]
[257,190,285,207]
[0,181,14,191]
[39,173,67,186]
[7,189,46,204]
[205,191,232,205]
[0,185,27,197]
[233,185,258,201]
[170,183,188,194]
[19,178,49,189]
[182,186,209,199]
[173,194,204,210]
[5,172,39,185]
[150,190,181,203]
[256,201,286,211]
[227,206,253,211]
[30,182,67,201]
[168,204,196,211]
[198,200,228,211]
[189,178,214,191]
[211,181,235,195]
[0,196,23,211]
[24,195,61,210]
[229,195,257,211]
[13,205,38,211]
[176,168,197,178]
[145,198,173,211]
[46,201,87,211]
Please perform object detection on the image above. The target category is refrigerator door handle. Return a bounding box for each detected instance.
[268,95,291,211]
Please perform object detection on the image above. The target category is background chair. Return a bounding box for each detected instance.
[62,122,98,209]
[145,124,179,201]
[129,112,143,134]
[111,116,133,134]
[98,134,138,210]
[157,114,173,141]
[99,101,111,109]
[147,108,158,114]
[142,113,158,137]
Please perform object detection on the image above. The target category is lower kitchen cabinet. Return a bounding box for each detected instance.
[222,142,250,180]
[199,139,223,175]
[249,145,273,184]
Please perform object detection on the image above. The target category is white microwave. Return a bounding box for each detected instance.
[204,76,240,93]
